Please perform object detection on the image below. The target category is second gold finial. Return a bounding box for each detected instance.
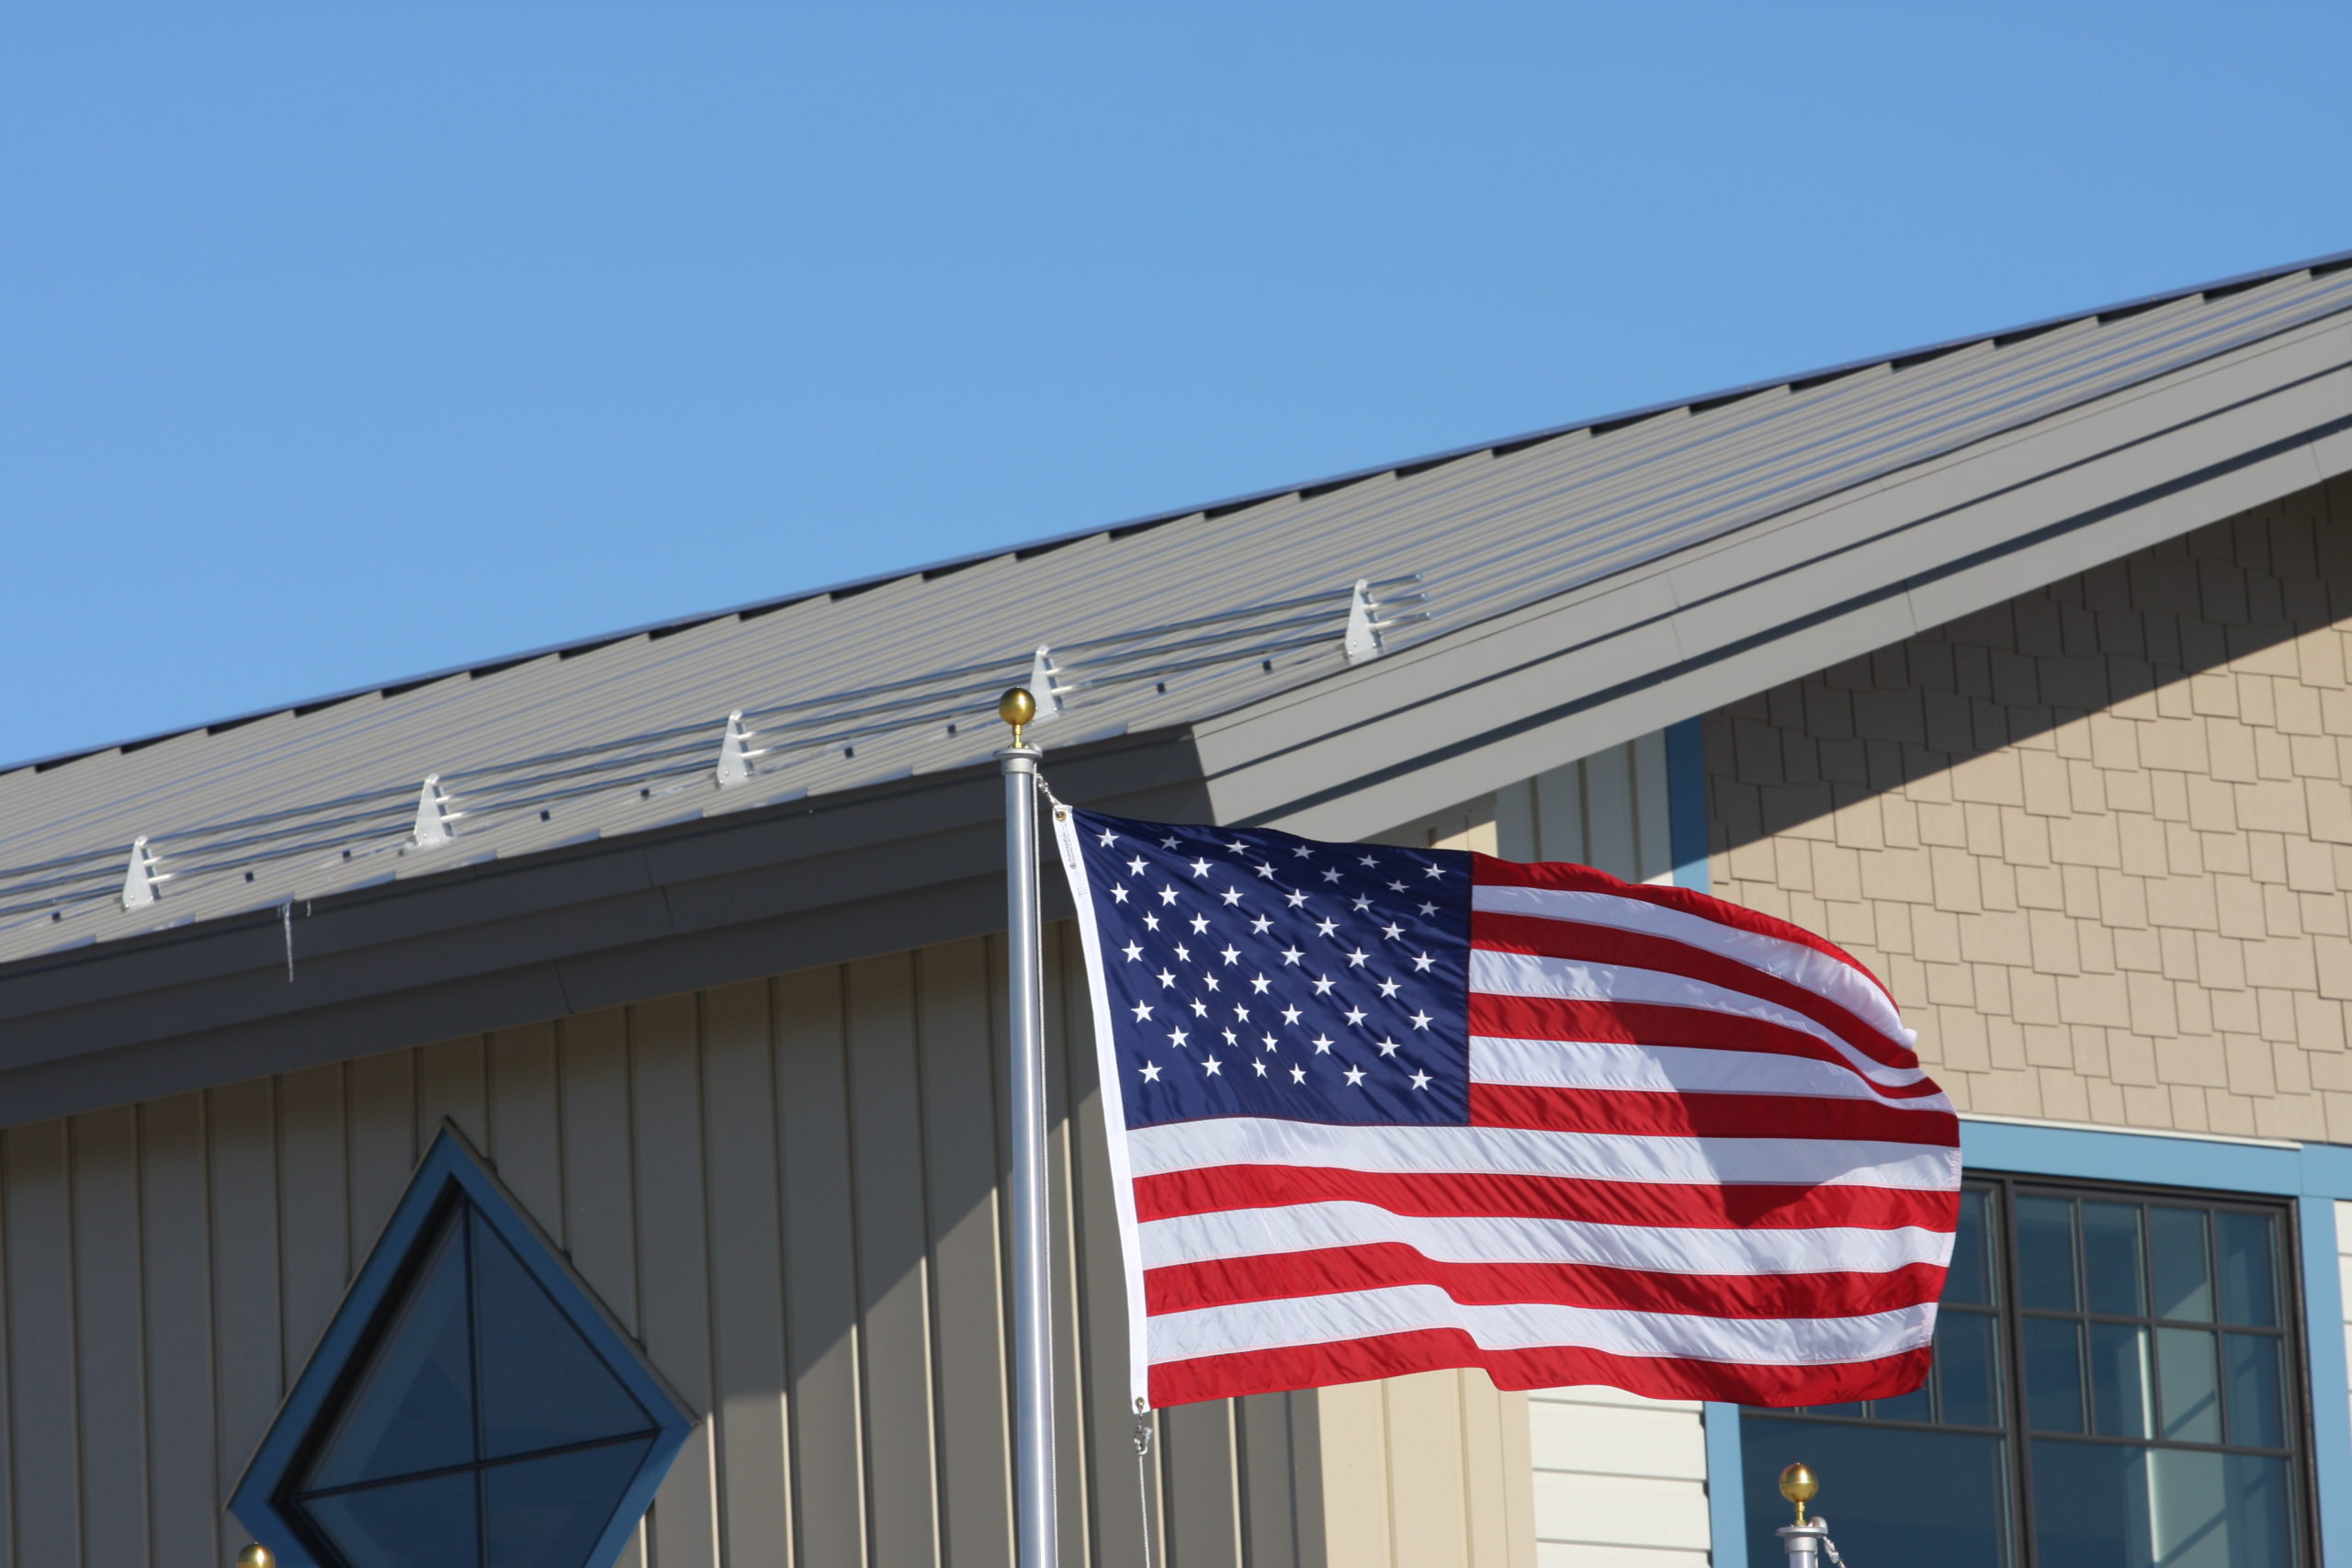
[1000,686,1037,749]
[1778,1461,1818,1526]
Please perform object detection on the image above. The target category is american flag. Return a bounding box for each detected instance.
[1049,807,1962,1410]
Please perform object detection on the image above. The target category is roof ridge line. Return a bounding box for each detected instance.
[11,243,2349,779]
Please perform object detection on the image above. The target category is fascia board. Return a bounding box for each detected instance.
[1666,311,2352,609]
[0,725,1206,1124]
[1197,315,2352,839]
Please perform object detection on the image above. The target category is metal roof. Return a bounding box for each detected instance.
[4,248,2349,967]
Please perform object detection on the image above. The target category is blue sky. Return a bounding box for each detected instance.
[4,3,2347,764]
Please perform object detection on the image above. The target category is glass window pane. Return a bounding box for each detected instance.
[1743,1415,2009,1568]
[2224,1333,2286,1450]
[483,1436,653,1568]
[2215,1212,2279,1327]
[2031,1439,2297,1568]
[1944,1187,1996,1307]
[2148,1207,2214,1322]
[297,1470,479,1568]
[2080,1201,2145,1316]
[2087,1322,2153,1439]
[2017,1195,2078,1312]
[1934,1311,2001,1429]
[2156,1326,2222,1443]
[472,1213,652,1460]
[305,1216,474,1490]
[1872,1382,1933,1423]
[2024,1317,2086,1433]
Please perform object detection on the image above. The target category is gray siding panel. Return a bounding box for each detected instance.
[7,1121,76,1565]
[846,953,945,1567]
[632,993,724,1566]
[138,1092,214,1568]
[204,1079,277,1568]
[701,979,794,1568]
[919,939,1016,1568]
[775,960,870,1567]
[75,1107,147,1568]
[0,926,1319,1567]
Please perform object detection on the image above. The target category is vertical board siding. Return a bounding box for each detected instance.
[917,940,1014,1568]
[6,1120,76,1567]
[774,963,869,1568]
[631,993,722,1566]
[700,980,793,1568]
[0,925,1320,1567]
[139,1094,214,1568]
[205,1078,279,1568]
[74,1106,147,1568]
[844,952,944,1566]
[1311,1370,1532,1568]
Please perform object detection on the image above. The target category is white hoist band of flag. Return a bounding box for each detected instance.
[1051,806,1961,1410]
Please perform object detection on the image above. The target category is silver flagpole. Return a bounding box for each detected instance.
[999,687,1059,1568]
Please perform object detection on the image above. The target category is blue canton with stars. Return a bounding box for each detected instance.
[1065,809,1472,1129]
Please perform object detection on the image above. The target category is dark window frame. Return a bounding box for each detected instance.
[228,1126,696,1568]
[1745,1168,2322,1567]
[276,1191,667,1567]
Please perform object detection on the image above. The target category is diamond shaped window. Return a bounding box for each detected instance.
[232,1129,694,1568]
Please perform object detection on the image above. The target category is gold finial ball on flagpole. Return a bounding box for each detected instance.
[1778,1461,1818,1525]
[1000,687,1036,747]
[236,1547,277,1568]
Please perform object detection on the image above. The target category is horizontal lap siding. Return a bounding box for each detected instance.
[0,925,1317,1568]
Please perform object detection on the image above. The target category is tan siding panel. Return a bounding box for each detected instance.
[1707,479,2352,1136]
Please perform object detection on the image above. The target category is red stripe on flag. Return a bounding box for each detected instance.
[1148,1328,1933,1407]
[1473,910,1916,1070]
[1144,1245,1950,1320]
[1467,1083,1959,1146]
[1470,852,1896,1009]
[1467,994,1948,1099]
[1133,1164,1961,1233]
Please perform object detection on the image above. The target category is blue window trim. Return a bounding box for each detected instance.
[1662,720,2352,1566]
[228,1125,697,1568]
[1702,1116,2352,1568]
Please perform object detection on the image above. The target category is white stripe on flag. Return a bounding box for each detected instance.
[1147,1284,1937,1367]
[1474,883,1907,1043]
[1123,1118,1962,1190]
[1468,948,1928,1089]
[1469,1035,1953,1112]
[1137,1201,1958,1275]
